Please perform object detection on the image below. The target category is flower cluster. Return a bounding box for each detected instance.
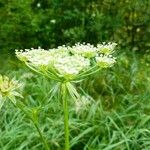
[96,55,116,68]
[54,55,90,78]
[97,42,117,55]
[16,42,117,81]
[0,75,22,109]
[70,43,97,58]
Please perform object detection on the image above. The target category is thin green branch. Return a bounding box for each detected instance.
[15,101,50,150]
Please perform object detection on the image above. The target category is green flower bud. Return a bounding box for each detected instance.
[0,75,23,109]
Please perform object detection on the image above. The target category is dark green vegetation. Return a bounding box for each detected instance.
[0,0,150,150]
[0,0,149,52]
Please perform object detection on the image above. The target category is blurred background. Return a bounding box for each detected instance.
[0,0,150,52]
[0,0,150,150]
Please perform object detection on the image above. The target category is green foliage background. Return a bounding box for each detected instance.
[0,0,150,52]
[0,0,150,150]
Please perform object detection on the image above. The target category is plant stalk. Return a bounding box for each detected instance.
[61,83,70,150]
[15,101,50,150]
[34,122,50,150]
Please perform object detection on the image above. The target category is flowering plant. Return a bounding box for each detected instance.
[0,74,50,149]
[16,42,117,150]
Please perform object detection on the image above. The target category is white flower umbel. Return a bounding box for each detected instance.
[96,55,116,68]
[70,43,97,58]
[16,48,54,66]
[97,42,117,55]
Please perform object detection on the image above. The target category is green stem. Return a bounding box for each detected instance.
[61,83,70,150]
[34,122,50,150]
[15,101,50,150]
